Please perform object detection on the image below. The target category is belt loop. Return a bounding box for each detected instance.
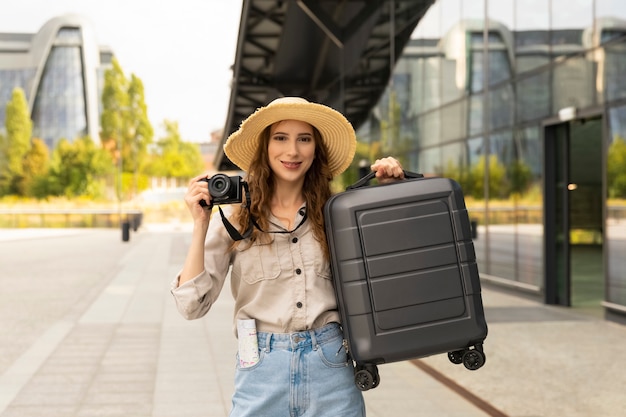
[264,333,272,353]
[309,328,318,351]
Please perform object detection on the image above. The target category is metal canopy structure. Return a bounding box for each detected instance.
[216,0,435,171]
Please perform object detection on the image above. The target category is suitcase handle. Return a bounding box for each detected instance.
[346,170,424,190]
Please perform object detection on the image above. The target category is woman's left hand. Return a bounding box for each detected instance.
[371,156,405,184]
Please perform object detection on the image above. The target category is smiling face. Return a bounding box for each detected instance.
[267,119,316,185]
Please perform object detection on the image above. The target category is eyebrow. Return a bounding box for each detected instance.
[271,131,313,137]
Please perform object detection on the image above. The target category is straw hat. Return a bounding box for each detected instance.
[224,97,356,177]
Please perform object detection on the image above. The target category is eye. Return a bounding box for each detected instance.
[272,134,287,141]
[298,135,313,143]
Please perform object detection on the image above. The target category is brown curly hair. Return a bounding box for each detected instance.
[230,123,334,259]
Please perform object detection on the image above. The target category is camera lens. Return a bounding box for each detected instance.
[208,174,231,198]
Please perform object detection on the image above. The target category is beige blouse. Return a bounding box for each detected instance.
[170,205,340,334]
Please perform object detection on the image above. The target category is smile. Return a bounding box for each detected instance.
[282,161,301,169]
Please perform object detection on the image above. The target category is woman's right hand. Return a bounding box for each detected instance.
[185,174,213,222]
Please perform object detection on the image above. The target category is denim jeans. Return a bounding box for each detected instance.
[230,322,365,417]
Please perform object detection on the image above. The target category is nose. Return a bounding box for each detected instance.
[285,138,298,155]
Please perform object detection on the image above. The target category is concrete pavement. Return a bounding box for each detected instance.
[0,225,624,416]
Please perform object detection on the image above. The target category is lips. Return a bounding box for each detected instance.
[282,161,302,169]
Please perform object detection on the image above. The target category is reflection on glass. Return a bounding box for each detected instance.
[369,0,626,296]
[417,146,441,177]
[441,100,466,141]
[552,55,593,112]
[551,0,593,31]
[489,84,513,130]
[516,71,551,122]
[607,105,626,304]
[601,21,626,101]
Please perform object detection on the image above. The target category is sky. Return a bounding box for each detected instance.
[1,0,242,142]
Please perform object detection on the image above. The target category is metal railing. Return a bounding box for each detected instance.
[0,208,143,229]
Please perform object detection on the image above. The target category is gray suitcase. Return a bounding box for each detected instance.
[324,171,488,390]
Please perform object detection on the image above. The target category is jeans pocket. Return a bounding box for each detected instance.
[316,335,350,368]
[235,348,265,371]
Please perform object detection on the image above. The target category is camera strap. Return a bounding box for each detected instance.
[216,181,308,241]
[217,181,253,241]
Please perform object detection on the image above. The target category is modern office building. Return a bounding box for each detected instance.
[359,0,626,322]
[0,14,112,150]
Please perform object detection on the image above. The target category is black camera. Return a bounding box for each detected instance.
[199,174,243,206]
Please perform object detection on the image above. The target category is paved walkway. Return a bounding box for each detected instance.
[0,226,624,416]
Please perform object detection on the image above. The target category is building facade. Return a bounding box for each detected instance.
[359,0,626,322]
[0,14,112,150]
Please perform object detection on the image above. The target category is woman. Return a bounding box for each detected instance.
[171,97,404,416]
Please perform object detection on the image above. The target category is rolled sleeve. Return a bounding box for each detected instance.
[170,208,234,320]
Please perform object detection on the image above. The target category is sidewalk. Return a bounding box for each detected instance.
[0,226,624,416]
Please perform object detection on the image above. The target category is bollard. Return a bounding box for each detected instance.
[122,220,130,242]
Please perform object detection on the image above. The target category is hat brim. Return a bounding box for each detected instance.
[224,99,356,177]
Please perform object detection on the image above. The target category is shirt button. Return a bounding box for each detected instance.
[295,268,302,275]
[296,302,303,308]
[292,237,298,243]
[298,209,306,216]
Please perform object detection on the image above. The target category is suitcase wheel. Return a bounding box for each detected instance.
[354,363,380,391]
[447,350,464,364]
[447,344,486,370]
[462,347,486,370]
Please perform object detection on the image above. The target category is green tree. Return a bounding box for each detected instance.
[0,87,32,195]
[100,58,129,160]
[47,136,113,198]
[21,138,50,198]
[145,120,204,179]
[100,58,154,199]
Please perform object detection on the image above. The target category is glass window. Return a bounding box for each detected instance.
[417,146,441,176]
[412,56,444,113]
[513,126,544,287]
[467,135,484,168]
[440,0,462,39]
[418,110,441,147]
[552,55,593,112]
[56,27,82,43]
[470,50,484,92]
[468,94,483,135]
[488,48,511,85]
[516,70,551,122]
[515,0,550,72]
[0,68,36,126]
[31,46,87,147]
[607,105,626,304]
[461,0,484,21]
[596,0,626,21]
[551,0,593,32]
[441,141,467,181]
[603,39,626,102]
[488,0,514,30]
[489,83,514,130]
[441,99,466,142]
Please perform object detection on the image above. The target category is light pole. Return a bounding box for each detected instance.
[117,106,131,242]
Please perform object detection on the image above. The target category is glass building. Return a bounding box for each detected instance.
[360,0,626,322]
[0,14,111,150]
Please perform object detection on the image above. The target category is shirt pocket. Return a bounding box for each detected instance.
[238,240,281,285]
[313,250,331,281]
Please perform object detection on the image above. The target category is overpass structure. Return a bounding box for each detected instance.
[215,0,435,171]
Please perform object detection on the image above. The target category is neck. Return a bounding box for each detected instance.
[271,179,305,209]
